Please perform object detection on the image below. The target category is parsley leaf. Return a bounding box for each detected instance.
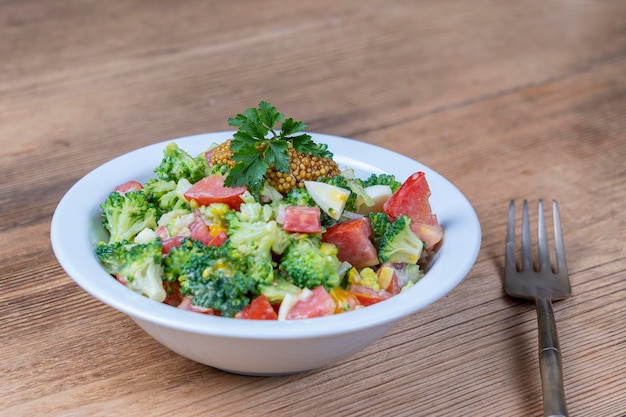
[224,101,330,191]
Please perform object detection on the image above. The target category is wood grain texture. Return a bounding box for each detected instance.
[1,1,625,416]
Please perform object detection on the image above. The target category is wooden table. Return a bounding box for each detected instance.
[2,1,624,415]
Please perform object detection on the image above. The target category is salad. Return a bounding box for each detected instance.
[95,102,443,320]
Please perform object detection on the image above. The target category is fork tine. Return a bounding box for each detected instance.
[521,200,533,271]
[505,200,517,274]
[552,200,568,275]
[537,199,551,272]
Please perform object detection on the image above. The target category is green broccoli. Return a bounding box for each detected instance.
[377,215,424,264]
[162,237,206,282]
[362,173,401,193]
[120,240,166,302]
[368,212,391,247]
[96,239,166,302]
[143,178,193,215]
[165,239,258,317]
[95,240,132,275]
[100,190,158,243]
[154,142,209,183]
[208,163,231,176]
[279,234,341,290]
[225,208,282,284]
[285,187,316,207]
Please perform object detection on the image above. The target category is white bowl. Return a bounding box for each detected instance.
[50,132,481,375]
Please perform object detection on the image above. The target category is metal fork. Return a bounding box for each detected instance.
[505,200,571,417]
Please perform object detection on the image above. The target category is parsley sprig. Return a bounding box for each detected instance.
[224,101,331,191]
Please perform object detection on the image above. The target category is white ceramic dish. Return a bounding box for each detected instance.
[50,132,481,376]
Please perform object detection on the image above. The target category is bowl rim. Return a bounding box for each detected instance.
[50,131,481,340]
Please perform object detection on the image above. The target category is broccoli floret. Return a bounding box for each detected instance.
[166,239,258,317]
[189,271,257,317]
[208,163,231,176]
[95,240,132,275]
[258,277,301,304]
[368,212,391,247]
[279,235,341,290]
[362,173,401,193]
[100,190,158,243]
[96,239,166,302]
[377,215,424,264]
[143,178,192,215]
[154,142,209,183]
[118,240,166,302]
[162,237,206,282]
[285,187,316,207]
[226,208,281,284]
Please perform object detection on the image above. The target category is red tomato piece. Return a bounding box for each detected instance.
[115,274,127,286]
[383,172,443,249]
[113,180,143,194]
[189,212,213,245]
[282,206,322,233]
[161,235,185,255]
[322,218,379,269]
[386,275,402,295]
[235,295,278,320]
[177,297,218,315]
[287,286,337,320]
[184,174,246,210]
[162,281,183,306]
[349,285,392,306]
[155,225,170,239]
[209,231,228,247]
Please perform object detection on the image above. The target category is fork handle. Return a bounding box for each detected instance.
[536,297,569,417]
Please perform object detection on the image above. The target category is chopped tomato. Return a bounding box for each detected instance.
[115,274,127,286]
[383,172,443,249]
[207,231,228,247]
[189,212,213,245]
[155,225,170,239]
[184,174,246,210]
[287,286,337,320]
[386,274,402,295]
[235,295,278,320]
[328,287,360,314]
[162,281,183,306]
[113,180,143,194]
[322,217,379,269]
[177,297,218,315]
[282,206,322,233]
[349,284,392,306]
[161,235,185,255]
[188,213,228,247]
